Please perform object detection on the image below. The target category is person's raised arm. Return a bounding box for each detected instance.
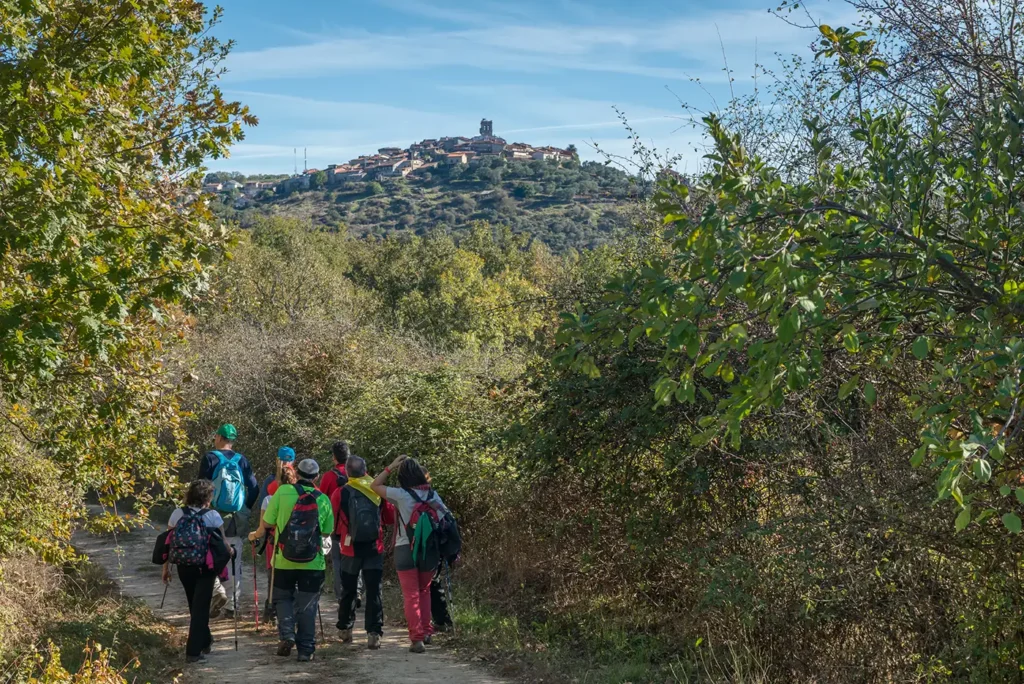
[370,454,407,499]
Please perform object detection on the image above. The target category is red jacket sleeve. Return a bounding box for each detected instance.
[320,471,337,500]
[330,488,345,535]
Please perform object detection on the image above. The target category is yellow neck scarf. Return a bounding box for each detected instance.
[347,475,381,505]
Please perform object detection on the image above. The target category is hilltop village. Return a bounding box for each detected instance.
[202,119,577,196]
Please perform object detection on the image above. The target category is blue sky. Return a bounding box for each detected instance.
[210,0,853,175]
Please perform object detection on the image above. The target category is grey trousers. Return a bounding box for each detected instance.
[272,568,324,655]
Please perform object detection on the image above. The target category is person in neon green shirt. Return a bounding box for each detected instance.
[259,458,334,662]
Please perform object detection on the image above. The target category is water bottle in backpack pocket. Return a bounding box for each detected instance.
[280,484,323,563]
[211,450,246,513]
[168,508,210,566]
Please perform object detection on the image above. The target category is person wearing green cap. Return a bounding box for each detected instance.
[198,423,259,618]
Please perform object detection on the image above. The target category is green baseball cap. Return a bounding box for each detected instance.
[216,423,237,440]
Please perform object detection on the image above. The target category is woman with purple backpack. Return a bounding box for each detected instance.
[162,479,233,663]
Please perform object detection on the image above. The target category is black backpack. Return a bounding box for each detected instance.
[279,484,323,563]
[346,486,381,544]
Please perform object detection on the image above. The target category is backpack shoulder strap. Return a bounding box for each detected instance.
[227,452,242,464]
[404,487,424,504]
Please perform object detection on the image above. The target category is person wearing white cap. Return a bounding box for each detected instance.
[260,456,334,662]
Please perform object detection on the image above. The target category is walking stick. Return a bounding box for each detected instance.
[251,541,261,633]
[268,542,276,624]
[232,553,239,651]
[445,559,457,636]
[318,604,326,645]
[159,581,169,609]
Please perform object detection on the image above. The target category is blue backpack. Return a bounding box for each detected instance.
[211,450,245,513]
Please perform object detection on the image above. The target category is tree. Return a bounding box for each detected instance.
[513,182,536,199]
[205,171,246,183]
[0,0,254,555]
[367,181,385,196]
[558,78,1024,534]
[309,170,327,190]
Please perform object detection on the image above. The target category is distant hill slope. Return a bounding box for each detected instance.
[215,158,649,252]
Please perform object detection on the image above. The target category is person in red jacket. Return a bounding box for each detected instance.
[319,441,350,500]
[321,441,350,606]
[329,455,394,650]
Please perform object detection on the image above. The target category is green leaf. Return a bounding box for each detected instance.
[863,381,877,406]
[912,336,929,360]
[973,458,992,483]
[1000,485,1011,496]
[1015,489,1024,505]
[838,375,860,400]
[955,505,971,532]
[1002,512,1022,534]
[628,325,645,347]
[911,445,927,467]
[778,314,797,344]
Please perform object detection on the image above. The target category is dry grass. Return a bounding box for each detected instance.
[0,556,183,683]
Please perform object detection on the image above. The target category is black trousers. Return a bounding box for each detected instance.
[431,561,452,628]
[337,555,383,635]
[177,565,215,657]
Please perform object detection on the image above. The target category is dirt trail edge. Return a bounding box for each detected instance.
[73,517,506,684]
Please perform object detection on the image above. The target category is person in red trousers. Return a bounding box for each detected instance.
[370,454,448,653]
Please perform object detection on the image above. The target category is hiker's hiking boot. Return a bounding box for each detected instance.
[367,633,381,650]
[432,621,453,633]
[186,654,207,664]
[209,592,227,619]
[276,640,294,657]
[338,628,353,643]
[423,634,433,646]
[409,640,426,654]
[297,652,314,663]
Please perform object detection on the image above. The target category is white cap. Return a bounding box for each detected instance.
[297,458,320,479]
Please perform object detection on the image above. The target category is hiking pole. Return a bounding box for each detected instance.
[251,541,261,633]
[232,553,239,651]
[445,560,457,637]
[318,604,326,645]
[159,580,169,609]
[268,542,277,625]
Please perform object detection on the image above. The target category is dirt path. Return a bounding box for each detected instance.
[73,519,505,684]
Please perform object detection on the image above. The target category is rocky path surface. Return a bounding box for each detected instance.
[74,518,504,684]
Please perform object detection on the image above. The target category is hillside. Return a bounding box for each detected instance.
[212,158,648,252]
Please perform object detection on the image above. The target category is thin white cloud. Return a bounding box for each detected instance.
[222,4,852,85]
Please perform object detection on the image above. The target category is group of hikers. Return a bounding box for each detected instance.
[156,424,460,664]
